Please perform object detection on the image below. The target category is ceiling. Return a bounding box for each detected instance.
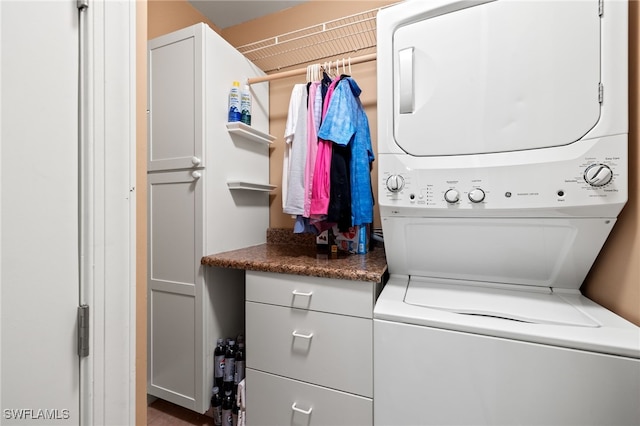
[188,0,309,29]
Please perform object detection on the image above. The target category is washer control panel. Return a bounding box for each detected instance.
[379,136,627,213]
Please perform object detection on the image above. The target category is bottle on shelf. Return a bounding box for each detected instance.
[210,386,223,426]
[223,339,236,392]
[232,398,239,426]
[221,389,234,426]
[228,81,241,122]
[214,338,225,390]
[234,341,245,393]
[240,82,252,126]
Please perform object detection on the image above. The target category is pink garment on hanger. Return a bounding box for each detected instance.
[310,78,341,216]
[303,82,321,218]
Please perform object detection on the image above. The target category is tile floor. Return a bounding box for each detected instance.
[147,399,214,426]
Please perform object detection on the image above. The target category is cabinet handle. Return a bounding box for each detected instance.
[191,171,201,179]
[291,403,313,416]
[292,330,314,340]
[191,156,201,166]
[292,290,313,297]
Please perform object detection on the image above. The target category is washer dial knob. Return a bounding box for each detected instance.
[444,189,460,204]
[386,175,405,192]
[468,188,486,203]
[584,164,613,187]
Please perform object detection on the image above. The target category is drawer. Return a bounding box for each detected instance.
[246,301,372,397]
[245,368,372,426]
[246,270,377,318]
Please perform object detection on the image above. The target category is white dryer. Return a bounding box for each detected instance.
[374,1,640,425]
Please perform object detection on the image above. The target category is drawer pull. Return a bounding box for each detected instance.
[291,403,313,416]
[292,330,314,340]
[292,290,313,297]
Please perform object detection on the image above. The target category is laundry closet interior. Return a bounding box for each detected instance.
[138,0,640,424]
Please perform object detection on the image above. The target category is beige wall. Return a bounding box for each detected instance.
[136,1,147,425]
[138,1,640,419]
[583,0,640,326]
[147,0,219,39]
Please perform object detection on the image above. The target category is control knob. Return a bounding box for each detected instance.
[386,175,405,193]
[444,189,460,204]
[584,164,613,187]
[468,188,485,203]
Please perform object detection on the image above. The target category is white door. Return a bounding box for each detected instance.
[1,1,136,424]
[1,1,80,423]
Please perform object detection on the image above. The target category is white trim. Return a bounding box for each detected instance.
[127,1,138,423]
[0,0,4,412]
[79,0,94,422]
[81,0,136,424]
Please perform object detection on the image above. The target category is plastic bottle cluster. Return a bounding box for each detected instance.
[211,335,245,426]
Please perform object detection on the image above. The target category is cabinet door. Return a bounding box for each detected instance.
[148,25,204,171]
[147,170,204,410]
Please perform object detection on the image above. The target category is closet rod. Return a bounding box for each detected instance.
[247,53,377,85]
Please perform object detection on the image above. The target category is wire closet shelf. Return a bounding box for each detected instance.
[236,7,386,74]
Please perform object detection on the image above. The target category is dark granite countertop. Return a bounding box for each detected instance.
[201,228,388,283]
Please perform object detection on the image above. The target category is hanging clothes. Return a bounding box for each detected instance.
[283,71,374,237]
[283,84,309,216]
[318,76,375,227]
[302,81,322,218]
[327,138,352,231]
[309,75,341,217]
[282,83,307,212]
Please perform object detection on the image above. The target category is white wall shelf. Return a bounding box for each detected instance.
[227,181,276,192]
[226,122,275,145]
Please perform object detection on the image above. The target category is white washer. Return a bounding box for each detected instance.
[374,1,640,425]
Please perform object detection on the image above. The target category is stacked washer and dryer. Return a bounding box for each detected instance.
[374,0,640,425]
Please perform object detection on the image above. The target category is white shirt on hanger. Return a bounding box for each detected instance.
[282,83,306,212]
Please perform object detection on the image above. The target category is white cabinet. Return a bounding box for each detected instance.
[147,23,272,413]
[245,271,383,425]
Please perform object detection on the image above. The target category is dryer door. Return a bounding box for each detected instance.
[393,0,601,156]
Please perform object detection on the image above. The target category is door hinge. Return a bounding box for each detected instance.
[77,305,89,357]
[598,0,603,16]
[598,83,604,104]
[77,0,88,10]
